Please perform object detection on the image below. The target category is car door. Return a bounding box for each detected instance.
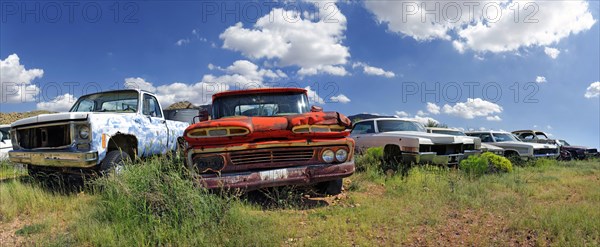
[0,127,12,159]
[140,94,169,156]
[350,120,377,152]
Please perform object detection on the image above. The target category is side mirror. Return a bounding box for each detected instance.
[310,106,323,112]
[198,110,210,122]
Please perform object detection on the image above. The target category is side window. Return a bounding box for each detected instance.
[479,134,493,142]
[519,133,534,140]
[143,94,163,118]
[351,121,375,134]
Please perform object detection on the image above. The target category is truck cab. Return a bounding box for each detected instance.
[9,89,189,176]
[183,88,355,194]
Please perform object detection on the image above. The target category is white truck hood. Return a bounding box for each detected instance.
[11,112,89,127]
[381,131,465,144]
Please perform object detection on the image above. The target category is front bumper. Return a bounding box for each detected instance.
[533,153,560,158]
[193,161,355,191]
[9,150,98,168]
[402,150,481,165]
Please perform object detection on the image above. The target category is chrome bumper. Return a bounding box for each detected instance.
[403,151,475,165]
[9,151,98,168]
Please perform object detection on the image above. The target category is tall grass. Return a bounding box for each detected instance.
[72,156,281,246]
[1,154,599,246]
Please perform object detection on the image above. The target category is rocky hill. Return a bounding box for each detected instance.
[0,110,55,125]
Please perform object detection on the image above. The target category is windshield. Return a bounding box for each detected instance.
[71,91,139,113]
[431,129,465,136]
[211,93,310,119]
[559,140,570,146]
[493,133,519,142]
[377,120,426,132]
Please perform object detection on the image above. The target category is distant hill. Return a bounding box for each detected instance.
[167,101,197,110]
[347,113,396,123]
[0,110,55,125]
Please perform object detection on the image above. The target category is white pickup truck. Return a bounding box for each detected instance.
[9,89,189,176]
[351,118,481,166]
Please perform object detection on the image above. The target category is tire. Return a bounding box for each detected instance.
[505,152,523,166]
[384,145,409,175]
[100,150,131,176]
[317,179,343,195]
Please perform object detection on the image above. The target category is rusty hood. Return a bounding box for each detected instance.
[184,112,351,146]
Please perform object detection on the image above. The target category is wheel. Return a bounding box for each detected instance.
[383,145,408,174]
[100,150,131,176]
[317,179,343,195]
[505,152,523,166]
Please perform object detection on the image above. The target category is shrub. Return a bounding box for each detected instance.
[355,147,383,172]
[460,152,513,176]
[83,156,235,245]
[523,158,558,167]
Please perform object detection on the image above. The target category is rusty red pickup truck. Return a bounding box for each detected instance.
[182,88,355,194]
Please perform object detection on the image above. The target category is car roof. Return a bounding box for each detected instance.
[466,130,510,134]
[354,118,417,124]
[512,130,546,133]
[212,87,307,99]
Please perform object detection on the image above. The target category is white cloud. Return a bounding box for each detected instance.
[220,2,350,76]
[330,94,351,104]
[36,93,77,112]
[486,115,502,121]
[546,125,552,130]
[395,111,410,118]
[416,110,427,116]
[442,98,503,119]
[365,1,596,54]
[0,54,43,103]
[123,60,285,106]
[426,102,440,114]
[535,76,547,83]
[125,77,157,92]
[304,86,325,104]
[409,115,439,125]
[544,47,560,59]
[584,82,600,98]
[353,62,395,78]
[175,39,190,46]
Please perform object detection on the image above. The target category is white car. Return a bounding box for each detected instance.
[351,118,481,165]
[0,124,12,160]
[466,131,559,160]
[427,127,504,156]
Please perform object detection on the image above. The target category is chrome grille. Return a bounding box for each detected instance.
[534,148,557,155]
[230,148,315,165]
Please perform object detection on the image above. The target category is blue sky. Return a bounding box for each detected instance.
[1,0,599,147]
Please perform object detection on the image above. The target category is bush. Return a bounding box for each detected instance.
[460,152,513,176]
[83,156,235,246]
[355,147,383,172]
[523,158,558,167]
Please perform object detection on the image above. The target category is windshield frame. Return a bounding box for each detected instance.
[211,92,310,119]
[70,90,141,113]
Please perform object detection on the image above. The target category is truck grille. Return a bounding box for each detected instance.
[17,124,71,149]
[534,148,557,155]
[230,148,315,165]
[586,148,598,154]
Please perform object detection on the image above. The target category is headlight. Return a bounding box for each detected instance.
[79,126,90,139]
[335,149,348,162]
[321,149,335,163]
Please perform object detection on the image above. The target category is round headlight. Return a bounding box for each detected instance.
[79,126,90,139]
[321,149,335,163]
[335,149,348,162]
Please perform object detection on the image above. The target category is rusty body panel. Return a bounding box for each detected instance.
[183,87,355,191]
